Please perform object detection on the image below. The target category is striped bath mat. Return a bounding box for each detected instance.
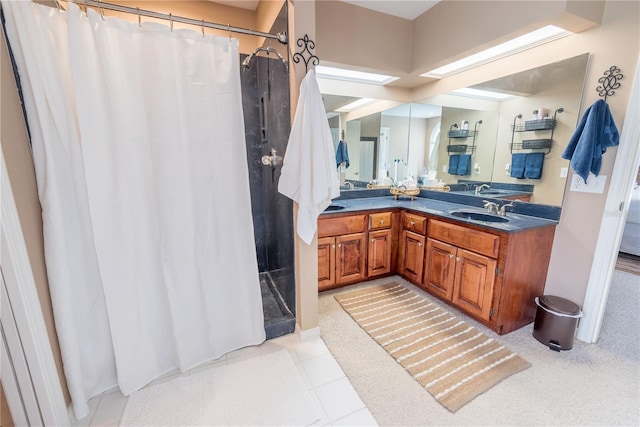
[335,282,530,412]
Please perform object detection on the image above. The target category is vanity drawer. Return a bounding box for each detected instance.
[428,219,500,258]
[369,212,392,230]
[318,214,367,238]
[403,212,427,235]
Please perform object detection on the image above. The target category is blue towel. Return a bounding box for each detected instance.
[336,140,349,168]
[562,99,619,182]
[524,152,545,179]
[510,153,527,179]
[457,154,472,175]
[448,155,460,175]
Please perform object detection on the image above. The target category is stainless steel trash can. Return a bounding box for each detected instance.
[532,295,582,351]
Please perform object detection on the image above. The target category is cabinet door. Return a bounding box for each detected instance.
[424,238,456,300]
[398,230,425,284]
[452,248,496,321]
[318,237,335,291]
[368,229,392,278]
[336,233,367,285]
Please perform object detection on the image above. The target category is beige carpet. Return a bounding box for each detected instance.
[320,273,640,426]
[335,282,530,412]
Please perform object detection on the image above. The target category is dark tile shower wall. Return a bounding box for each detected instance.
[240,55,295,315]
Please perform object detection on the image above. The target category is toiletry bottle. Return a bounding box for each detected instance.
[532,110,538,120]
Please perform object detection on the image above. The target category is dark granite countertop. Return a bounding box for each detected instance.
[320,195,558,233]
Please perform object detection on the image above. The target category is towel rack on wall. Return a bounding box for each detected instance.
[510,108,564,155]
[446,120,482,156]
[596,66,623,102]
[293,34,319,74]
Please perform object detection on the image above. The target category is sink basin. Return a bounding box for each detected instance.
[324,204,346,212]
[450,210,509,223]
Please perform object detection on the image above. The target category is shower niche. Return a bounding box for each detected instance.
[240,39,294,339]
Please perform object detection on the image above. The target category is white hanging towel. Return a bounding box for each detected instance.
[279,69,340,244]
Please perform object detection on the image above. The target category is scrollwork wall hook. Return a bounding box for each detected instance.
[293,34,319,74]
[596,66,623,102]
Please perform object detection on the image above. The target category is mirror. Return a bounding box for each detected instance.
[325,53,590,207]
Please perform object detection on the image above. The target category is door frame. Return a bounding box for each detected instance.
[577,57,640,343]
[0,154,69,425]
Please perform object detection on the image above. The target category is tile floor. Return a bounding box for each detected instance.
[73,332,377,426]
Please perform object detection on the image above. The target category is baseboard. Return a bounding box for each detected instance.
[295,325,320,342]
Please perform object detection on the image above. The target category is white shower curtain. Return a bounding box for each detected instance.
[2,1,265,420]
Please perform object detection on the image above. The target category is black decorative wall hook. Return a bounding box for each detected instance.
[596,66,623,102]
[293,34,319,73]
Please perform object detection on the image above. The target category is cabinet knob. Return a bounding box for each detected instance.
[371,239,375,242]
[332,244,335,248]
[418,242,422,247]
[456,257,460,262]
[449,254,454,259]
[338,243,342,248]
[379,220,385,224]
[410,221,415,226]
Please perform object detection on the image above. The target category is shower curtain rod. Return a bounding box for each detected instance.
[59,0,288,44]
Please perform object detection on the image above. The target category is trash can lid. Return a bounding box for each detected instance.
[539,295,581,315]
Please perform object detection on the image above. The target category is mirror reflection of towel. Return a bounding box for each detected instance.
[524,152,545,179]
[510,153,527,179]
[448,155,460,175]
[336,140,349,168]
[457,154,472,175]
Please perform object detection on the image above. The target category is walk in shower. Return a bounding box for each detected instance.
[240,6,295,339]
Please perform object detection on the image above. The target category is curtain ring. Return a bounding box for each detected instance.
[169,13,173,32]
[227,24,231,41]
[137,7,141,27]
[97,0,105,21]
[201,19,205,37]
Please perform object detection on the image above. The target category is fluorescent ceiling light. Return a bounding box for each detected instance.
[335,98,375,112]
[421,25,572,79]
[316,65,399,85]
[450,87,516,101]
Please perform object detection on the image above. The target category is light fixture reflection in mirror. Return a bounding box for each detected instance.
[322,53,590,208]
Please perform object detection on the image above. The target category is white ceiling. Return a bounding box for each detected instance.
[209,1,260,11]
[209,1,440,20]
[339,0,440,20]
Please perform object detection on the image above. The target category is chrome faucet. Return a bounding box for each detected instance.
[475,183,490,196]
[343,181,353,190]
[483,200,499,214]
[498,202,515,216]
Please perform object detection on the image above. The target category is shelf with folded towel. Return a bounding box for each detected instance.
[510,139,553,153]
[510,108,563,155]
[446,144,476,154]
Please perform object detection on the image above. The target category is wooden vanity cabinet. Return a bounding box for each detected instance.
[398,212,427,285]
[367,212,394,278]
[319,206,556,335]
[425,235,497,321]
[318,210,397,291]
[317,236,336,289]
[424,218,555,334]
[498,194,531,202]
[317,214,367,291]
